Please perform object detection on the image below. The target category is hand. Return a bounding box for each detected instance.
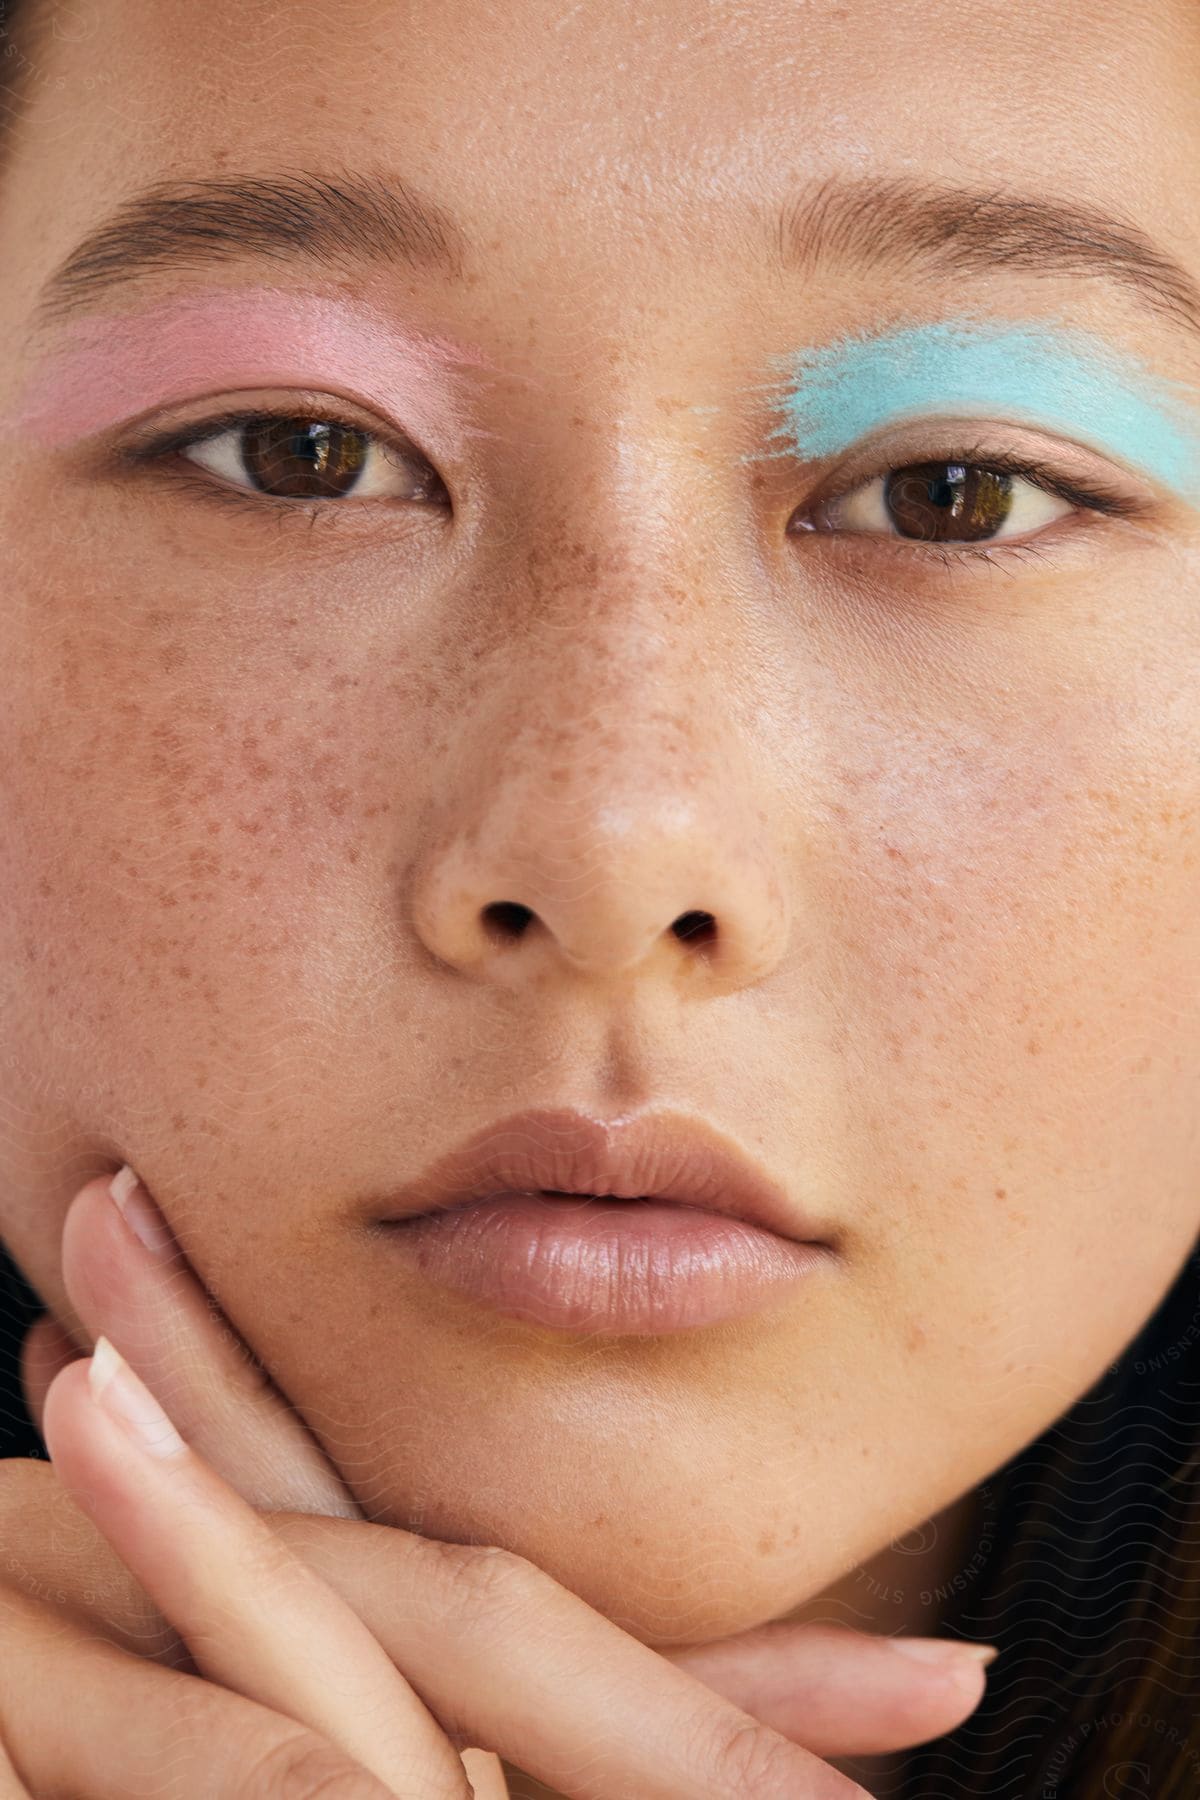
[33,1341,512,1799]
[7,1168,995,1792]
[11,1363,870,1800]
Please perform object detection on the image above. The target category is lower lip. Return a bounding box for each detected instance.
[377,1192,834,1335]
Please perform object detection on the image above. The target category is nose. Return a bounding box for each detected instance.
[408,390,795,996]
[408,597,792,999]
[411,747,791,993]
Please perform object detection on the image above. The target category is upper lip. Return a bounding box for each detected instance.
[375,1107,829,1245]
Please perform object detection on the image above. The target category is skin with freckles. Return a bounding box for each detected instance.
[1,3,1199,1793]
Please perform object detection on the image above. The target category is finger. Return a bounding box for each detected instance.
[19,1313,81,1437]
[661,1618,996,1755]
[0,1581,409,1800]
[0,1467,507,1797]
[265,1510,873,1798]
[59,1167,358,1517]
[0,1461,976,1781]
[41,1340,472,1800]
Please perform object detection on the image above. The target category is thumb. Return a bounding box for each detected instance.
[660,1617,997,1757]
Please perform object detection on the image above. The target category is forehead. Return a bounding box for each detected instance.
[7,0,1200,417]
[22,0,1198,255]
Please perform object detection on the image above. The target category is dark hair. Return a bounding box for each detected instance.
[900,1238,1200,1797]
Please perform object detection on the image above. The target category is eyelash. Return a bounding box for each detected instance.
[118,404,447,519]
[118,409,1146,562]
[795,437,1145,570]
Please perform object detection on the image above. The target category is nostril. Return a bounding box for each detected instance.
[479,902,717,955]
[482,900,535,942]
[673,909,716,947]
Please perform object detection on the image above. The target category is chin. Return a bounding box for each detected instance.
[395,1512,815,1647]
[331,1458,841,1649]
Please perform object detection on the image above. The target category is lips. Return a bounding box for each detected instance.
[373,1106,827,1246]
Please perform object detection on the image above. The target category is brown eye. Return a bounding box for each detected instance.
[797,458,1073,545]
[883,462,1013,542]
[240,419,369,497]
[180,414,448,503]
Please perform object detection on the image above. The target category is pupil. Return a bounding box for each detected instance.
[884,461,1014,542]
[242,419,369,498]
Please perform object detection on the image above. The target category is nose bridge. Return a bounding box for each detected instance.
[487,384,754,754]
[480,325,738,552]
[408,397,793,994]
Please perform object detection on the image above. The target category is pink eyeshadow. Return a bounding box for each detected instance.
[13,287,503,448]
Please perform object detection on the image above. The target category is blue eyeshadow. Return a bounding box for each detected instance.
[747,316,1200,503]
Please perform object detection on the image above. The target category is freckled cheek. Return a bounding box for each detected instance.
[844,730,1200,1241]
[0,650,415,1087]
[835,759,1059,1001]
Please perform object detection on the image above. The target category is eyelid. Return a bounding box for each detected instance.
[777,427,1166,578]
[798,420,1153,520]
[109,390,451,513]
[809,452,1118,534]
[110,385,433,466]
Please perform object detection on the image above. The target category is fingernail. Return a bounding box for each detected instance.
[88,1334,187,1461]
[889,1637,1000,1669]
[109,1164,175,1259]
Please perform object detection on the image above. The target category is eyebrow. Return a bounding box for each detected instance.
[30,168,468,329]
[773,173,1200,342]
[29,165,1200,347]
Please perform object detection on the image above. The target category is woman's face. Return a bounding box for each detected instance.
[2,0,1199,1647]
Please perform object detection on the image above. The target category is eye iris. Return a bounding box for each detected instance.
[883,461,1014,542]
[240,419,369,497]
